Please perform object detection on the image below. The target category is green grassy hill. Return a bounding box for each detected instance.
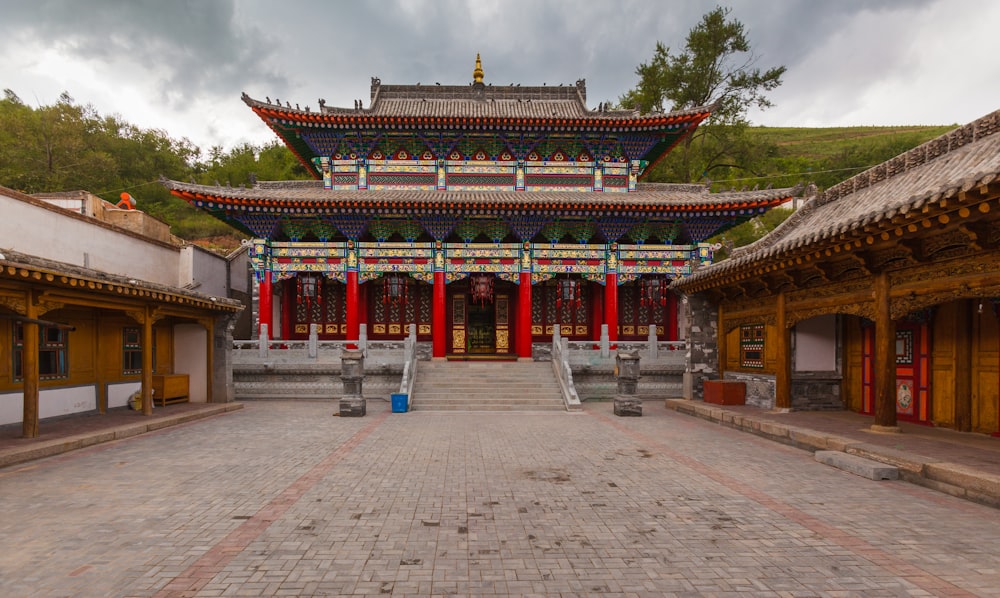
[705,124,955,256]
[723,125,956,191]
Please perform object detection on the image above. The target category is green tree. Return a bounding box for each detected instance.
[620,6,786,183]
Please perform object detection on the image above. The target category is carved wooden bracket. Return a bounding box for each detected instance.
[0,296,26,315]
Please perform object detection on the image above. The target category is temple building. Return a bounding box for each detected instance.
[673,109,1000,434]
[163,56,801,360]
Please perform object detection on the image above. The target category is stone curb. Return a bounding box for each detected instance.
[664,398,999,509]
[0,403,244,470]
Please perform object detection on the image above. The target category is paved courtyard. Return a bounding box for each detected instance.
[1,400,998,597]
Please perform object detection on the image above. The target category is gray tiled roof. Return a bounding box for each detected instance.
[676,108,1000,287]
[243,80,712,122]
[0,246,242,311]
[161,179,800,212]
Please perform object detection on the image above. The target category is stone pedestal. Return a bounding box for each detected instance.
[614,350,641,417]
[614,396,642,416]
[340,350,366,417]
[339,397,367,417]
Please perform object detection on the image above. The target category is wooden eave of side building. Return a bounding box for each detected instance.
[0,249,243,318]
[672,108,1000,323]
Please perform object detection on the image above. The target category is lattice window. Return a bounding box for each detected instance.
[123,327,143,375]
[740,324,765,369]
[895,330,914,365]
[13,322,69,381]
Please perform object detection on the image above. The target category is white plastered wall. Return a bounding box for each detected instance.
[0,386,98,426]
[174,323,208,402]
[794,314,837,372]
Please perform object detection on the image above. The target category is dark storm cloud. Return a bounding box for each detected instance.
[0,0,288,105]
[1,0,989,150]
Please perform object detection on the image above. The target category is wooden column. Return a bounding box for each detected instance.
[22,293,40,438]
[873,272,898,429]
[954,299,973,432]
[345,270,359,348]
[604,272,618,344]
[141,305,154,416]
[432,270,446,358]
[517,272,532,359]
[259,272,273,337]
[775,292,792,410]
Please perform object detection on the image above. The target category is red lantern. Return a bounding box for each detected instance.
[383,274,407,306]
[470,274,494,306]
[558,278,580,310]
[641,277,667,307]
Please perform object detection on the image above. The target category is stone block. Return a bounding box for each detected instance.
[613,396,642,417]
[704,380,745,405]
[815,450,898,480]
[340,397,367,417]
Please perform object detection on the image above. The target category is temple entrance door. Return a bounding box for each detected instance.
[862,321,931,422]
[468,304,495,354]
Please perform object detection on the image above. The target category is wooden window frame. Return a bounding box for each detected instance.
[13,322,69,381]
[740,324,765,369]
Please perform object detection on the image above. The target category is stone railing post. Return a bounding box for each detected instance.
[308,324,319,359]
[600,324,610,358]
[358,323,368,358]
[258,324,269,359]
[647,324,658,360]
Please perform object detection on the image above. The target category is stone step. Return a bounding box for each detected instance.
[413,403,567,412]
[814,450,899,481]
[412,359,564,411]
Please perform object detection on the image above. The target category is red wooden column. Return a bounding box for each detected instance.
[518,271,532,358]
[259,272,273,338]
[604,245,619,344]
[346,272,359,346]
[432,245,447,358]
[874,271,898,429]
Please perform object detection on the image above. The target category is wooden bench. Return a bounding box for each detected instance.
[152,374,190,407]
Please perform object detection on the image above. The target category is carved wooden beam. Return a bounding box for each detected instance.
[846,252,873,275]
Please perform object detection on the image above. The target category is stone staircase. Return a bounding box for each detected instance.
[411,360,567,411]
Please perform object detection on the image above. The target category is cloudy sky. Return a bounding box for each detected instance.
[3,0,998,153]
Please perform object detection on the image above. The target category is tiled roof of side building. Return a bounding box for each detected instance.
[161,178,802,212]
[674,108,1000,290]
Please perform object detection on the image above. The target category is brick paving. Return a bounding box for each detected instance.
[1,400,999,597]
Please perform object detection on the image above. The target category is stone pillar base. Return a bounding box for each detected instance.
[869,424,901,434]
[340,397,367,417]
[613,396,642,417]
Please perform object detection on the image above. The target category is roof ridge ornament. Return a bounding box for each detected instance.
[473,53,484,84]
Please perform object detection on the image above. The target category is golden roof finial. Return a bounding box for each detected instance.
[473,53,484,84]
